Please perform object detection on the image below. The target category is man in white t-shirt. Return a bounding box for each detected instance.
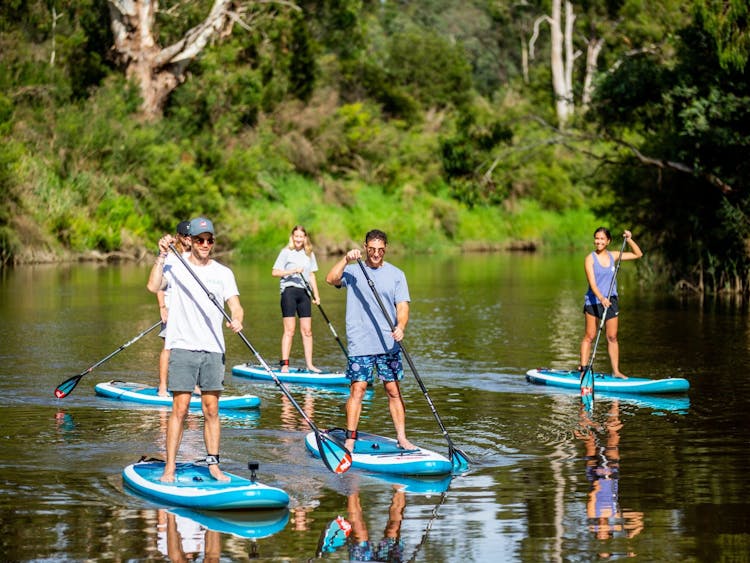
[147,216,244,482]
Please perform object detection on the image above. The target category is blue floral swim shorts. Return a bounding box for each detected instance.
[346,353,404,383]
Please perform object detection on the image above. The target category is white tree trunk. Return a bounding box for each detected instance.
[530,0,578,128]
[581,37,604,111]
[107,0,236,120]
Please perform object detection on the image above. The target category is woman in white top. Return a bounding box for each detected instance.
[272,225,322,372]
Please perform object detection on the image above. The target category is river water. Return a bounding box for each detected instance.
[0,253,748,561]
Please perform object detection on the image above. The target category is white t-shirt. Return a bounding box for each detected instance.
[272,247,318,293]
[157,513,206,556]
[162,257,239,353]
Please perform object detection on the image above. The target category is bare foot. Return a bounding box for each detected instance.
[345,438,355,453]
[280,365,289,373]
[613,372,628,379]
[157,387,169,397]
[307,365,322,373]
[208,464,230,482]
[398,439,418,450]
[159,471,175,483]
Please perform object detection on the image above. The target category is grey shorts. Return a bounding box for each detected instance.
[168,348,225,392]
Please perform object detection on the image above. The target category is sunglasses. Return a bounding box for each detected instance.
[366,246,385,255]
[192,237,215,246]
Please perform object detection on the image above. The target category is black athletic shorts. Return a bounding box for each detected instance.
[281,286,311,318]
[583,295,619,321]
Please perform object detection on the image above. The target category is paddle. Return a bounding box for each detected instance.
[168,244,352,474]
[299,272,349,358]
[580,235,628,408]
[54,321,162,399]
[356,258,471,472]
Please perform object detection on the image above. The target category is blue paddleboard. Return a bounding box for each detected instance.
[95,380,261,409]
[122,460,289,510]
[232,363,350,386]
[305,429,452,476]
[525,368,690,394]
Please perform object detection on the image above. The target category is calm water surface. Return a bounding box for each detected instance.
[0,253,748,562]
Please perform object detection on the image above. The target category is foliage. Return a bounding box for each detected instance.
[0,0,745,299]
[696,0,750,72]
[589,15,750,293]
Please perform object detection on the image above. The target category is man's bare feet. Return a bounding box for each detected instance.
[208,464,230,482]
[613,372,628,379]
[157,387,169,397]
[345,438,355,453]
[307,365,322,373]
[159,469,175,483]
[397,439,418,450]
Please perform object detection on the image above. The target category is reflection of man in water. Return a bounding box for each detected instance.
[347,486,406,562]
[319,485,406,561]
[157,509,220,562]
[577,401,644,545]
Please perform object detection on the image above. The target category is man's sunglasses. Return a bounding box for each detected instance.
[192,237,215,246]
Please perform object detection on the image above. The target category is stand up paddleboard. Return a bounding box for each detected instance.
[232,363,350,386]
[122,459,289,510]
[95,380,261,409]
[526,368,690,394]
[305,429,452,476]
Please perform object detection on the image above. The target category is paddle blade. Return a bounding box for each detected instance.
[450,447,471,473]
[580,368,594,411]
[316,433,352,474]
[54,374,84,399]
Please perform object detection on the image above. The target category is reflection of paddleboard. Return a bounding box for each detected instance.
[526,369,690,394]
[169,507,289,538]
[95,380,261,409]
[305,429,452,476]
[122,460,289,510]
[363,471,453,494]
[232,363,350,385]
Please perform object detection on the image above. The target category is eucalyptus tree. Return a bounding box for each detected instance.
[106,0,298,120]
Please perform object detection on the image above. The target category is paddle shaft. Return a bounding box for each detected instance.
[581,236,629,382]
[355,259,468,459]
[168,245,331,437]
[54,320,162,398]
[300,272,349,357]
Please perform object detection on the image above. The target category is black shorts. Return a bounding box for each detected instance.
[281,286,312,318]
[583,296,619,320]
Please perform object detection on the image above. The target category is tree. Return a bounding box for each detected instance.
[530,0,577,127]
[107,0,295,120]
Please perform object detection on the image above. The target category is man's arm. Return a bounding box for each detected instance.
[326,249,361,286]
[225,295,244,333]
[393,301,409,342]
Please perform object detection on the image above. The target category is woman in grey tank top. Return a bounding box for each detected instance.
[579,227,643,378]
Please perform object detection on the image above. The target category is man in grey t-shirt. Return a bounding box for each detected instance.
[326,229,416,453]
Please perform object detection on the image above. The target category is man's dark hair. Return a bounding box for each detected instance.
[365,229,388,245]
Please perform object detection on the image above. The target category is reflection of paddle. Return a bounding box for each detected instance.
[580,236,628,409]
[300,272,349,358]
[54,321,162,398]
[356,259,470,472]
[169,244,351,474]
